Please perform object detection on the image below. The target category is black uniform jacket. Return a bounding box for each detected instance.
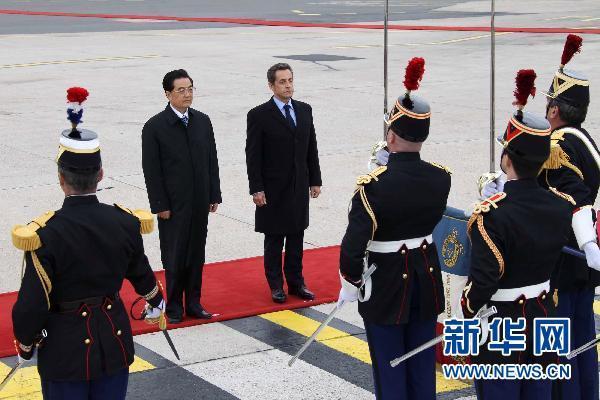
[142,105,221,270]
[12,196,163,381]
[340,152,451,325]
[538,125,600,290]
[462,179,572,365]
[245,97,322,234]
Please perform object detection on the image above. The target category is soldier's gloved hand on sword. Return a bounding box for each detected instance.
[16,342,34,364]
[573,206,600,271]
[478,172,507,200]
[144,299,166,324]
[338,273,361,304]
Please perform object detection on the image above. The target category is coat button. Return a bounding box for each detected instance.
[107,304,112,310]
[402,273,408,279]
[542,295,546,300]
[401,249,406,255]
[81,311,88,317]
[117,330,122,336]
[422,244,427,250]
[429,267,434,272]
[518,299,524,305]
[84,338,91,345]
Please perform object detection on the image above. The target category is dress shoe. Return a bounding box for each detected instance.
[289,285,315,300]
[186,304,213,319]
[271,288,287,303]
[167,314,183,324]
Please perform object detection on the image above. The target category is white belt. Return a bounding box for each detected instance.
[367,234,433,253]
[490,280,550,302]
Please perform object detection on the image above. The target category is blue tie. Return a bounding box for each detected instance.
[181,115,188,127]
[283,104,296,129]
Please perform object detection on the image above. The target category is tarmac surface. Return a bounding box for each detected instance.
[1,0,600,398]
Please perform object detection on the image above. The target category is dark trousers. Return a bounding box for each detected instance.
[476,379,551,399]
[553,288,598,400]
[41,368,128,400]
[363,280,436,400]
[165,264,203,317]
[264,231,304,289]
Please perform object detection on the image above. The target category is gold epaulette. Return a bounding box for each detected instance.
[467,192,506,277]
[114,204,154,234]
[549,187,576,206]
[356,165,387,185]
[541,130,584,179]
[11,211,55,251]
[427,161,452,175]
[352,166,387,241]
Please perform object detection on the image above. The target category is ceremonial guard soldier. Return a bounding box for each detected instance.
[10,88,164,400]
[536,35,600,400]
[462,70,574,398]
[339,58,451,400]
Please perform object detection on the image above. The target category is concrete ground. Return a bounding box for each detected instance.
[1,0,600,398]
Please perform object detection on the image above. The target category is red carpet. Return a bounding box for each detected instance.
[0,246,341,358]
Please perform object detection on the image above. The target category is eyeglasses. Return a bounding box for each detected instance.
[172,86,196,94]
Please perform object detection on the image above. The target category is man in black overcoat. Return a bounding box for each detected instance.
[142,69,221,323]
[245,63,322,303]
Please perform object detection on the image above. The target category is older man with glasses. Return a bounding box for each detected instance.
[142,69,222,324]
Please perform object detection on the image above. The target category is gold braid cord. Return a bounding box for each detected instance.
[354,166,387,240]
[30,251,52,310]
[549,187,576,206]
[467,192,506,278]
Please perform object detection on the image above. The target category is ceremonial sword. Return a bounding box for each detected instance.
[141,309,180,360]
[0,330,47,392]
[390,306,498,368]
[567,335,600,360]
[288,263,378,367]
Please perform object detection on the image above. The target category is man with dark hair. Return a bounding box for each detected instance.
[537,36,600,399]
[463,70,573,399]
[246,63,322,303]
[11,88,164,400]
[339,58,450,399]
[142,69,221,323]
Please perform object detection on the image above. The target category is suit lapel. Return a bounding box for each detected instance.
[291,99,303,132]
[269,98,295,134]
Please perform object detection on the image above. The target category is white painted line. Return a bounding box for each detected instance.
[113,18,173,23]
[291,9,304,14]
[300,13,322,16]
[544,15,592,21]
[185,348,373,400]
[134,323,272,365]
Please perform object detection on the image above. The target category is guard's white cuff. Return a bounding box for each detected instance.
[572,206,596,249]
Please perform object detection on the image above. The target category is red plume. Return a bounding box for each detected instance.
[66,87,89,104]
[403,57,425,92]
[561,34,583,67]
[512,69,537,108]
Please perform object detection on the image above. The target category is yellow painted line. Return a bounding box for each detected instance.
[593,300,600,315]
[0,363,42,399]
[334,32,512,49]
[0,356,153,398]
[0,54,162,69]
[259,310,469,393]
[544,15,592,21]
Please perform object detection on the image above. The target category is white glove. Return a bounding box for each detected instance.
[375,149,389,166]
[480,174,507,199]
[338,273,360,303]
[145,299,165,320]
[583,242,600,271]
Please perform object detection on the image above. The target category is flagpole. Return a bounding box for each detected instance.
[489,0,496,171]
[383,0,389,139]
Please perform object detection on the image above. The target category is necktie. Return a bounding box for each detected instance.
[283,104,296,129]
[181,115,189,127]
